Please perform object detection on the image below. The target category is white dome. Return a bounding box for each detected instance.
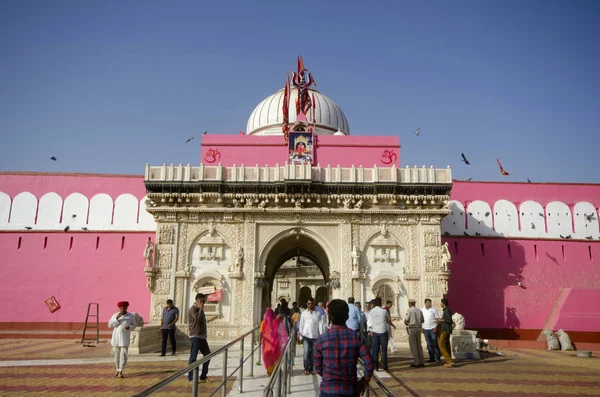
[246,87,350,136]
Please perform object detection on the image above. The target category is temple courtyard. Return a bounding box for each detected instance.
[0,338,598,396]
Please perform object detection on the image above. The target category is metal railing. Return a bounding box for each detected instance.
[262,326,297,397]
[133,325,260,397]
[358,358,395,397]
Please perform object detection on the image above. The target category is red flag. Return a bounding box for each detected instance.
[312,93,316,123]
[298,55,306,74]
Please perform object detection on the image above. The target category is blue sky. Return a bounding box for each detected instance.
[1,0,598,183]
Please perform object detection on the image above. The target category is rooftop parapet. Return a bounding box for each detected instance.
[144,163,452,185]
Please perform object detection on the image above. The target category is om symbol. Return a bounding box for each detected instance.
[204,148,221,163]
[380,149,397,165]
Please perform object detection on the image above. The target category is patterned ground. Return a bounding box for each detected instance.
[373,349,600,397]
[0,339,599,396]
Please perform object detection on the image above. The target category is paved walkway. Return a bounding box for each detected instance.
[1,338,599,396]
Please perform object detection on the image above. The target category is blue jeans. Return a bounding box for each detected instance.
[303,337,316,372]
[161,328,176,355]
[188,337,210,381]
[371,332,389,370]
[423,329,441,361]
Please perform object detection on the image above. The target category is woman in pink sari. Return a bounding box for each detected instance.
[261,308,289,375]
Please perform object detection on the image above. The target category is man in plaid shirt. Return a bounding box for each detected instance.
[315,299,374,397]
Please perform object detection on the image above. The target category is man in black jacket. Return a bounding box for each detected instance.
[188,293,211,382]
[437,298,454,367]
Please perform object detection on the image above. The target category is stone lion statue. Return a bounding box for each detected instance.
[452,312,465,330]
[131,312,145,328]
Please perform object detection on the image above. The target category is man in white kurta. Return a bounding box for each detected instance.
[108,301,136,378]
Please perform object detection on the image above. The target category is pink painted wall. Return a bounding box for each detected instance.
[451,180,600,207]
[200,134,401,167]
[0,232,152,323]
[445,180,600,335]
[0,172,146,200]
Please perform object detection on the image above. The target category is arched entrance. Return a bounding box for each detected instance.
[298,286,312,309]
[315,286,328,305]
[257,228,332,321]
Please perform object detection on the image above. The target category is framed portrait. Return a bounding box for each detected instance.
[288,131,314,165]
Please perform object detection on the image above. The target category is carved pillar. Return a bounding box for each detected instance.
[339,221,352,300]
[242,216,256,325]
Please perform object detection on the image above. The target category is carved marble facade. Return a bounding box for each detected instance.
[143,164,452,342]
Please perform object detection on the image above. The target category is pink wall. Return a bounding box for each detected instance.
[0,232,152,324]
[451,180,600,207]
[443,237,600,332]
[445,180,600,335]
[200,134,401,167]
[0,172,146,200]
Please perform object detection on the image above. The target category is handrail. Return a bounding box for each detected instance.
[262,325,297,397]
[133,325,260,397]
[358,358,395,397]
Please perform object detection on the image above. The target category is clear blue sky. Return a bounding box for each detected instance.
[1,0,598,183]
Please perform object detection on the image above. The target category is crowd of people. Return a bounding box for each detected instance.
[257,296,456,397]
[106,294,455,395]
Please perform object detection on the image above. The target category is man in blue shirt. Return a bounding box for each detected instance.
[346,297,362,332]
[160,299,179,356]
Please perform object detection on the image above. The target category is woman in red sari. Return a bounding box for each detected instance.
[261,307,288,375]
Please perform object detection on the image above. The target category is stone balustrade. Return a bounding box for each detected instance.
[144,163,452,185]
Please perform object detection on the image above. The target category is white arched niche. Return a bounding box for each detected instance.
[37,192,63,230]
[573,202,599,239]
[0,192,11,227]
[519,201,546,238]
[88,194,114,230]
[62,193,89,229]
[138,195,157,231]
[113,193,139,230]
[190,270,230,322]
[370,272,402,318]
[10,192,37,229]
[466,200,495,236]
[493,200,519,237]
[546,201,573,238]
[441,201,465,235]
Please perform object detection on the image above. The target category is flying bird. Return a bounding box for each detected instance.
[185,137,194,143]
[461,153,470,165]
[560,234,572,239]
[50,156,57,161]
[496,157,509,176]
[584,213,597,222]
[414,128,420,136]
[64,226,70,232]
[466,177,472,182]
[203,131,208,135]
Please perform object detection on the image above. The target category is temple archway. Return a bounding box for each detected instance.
[256,228,332,321]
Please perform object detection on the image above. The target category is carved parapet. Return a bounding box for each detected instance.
[144,267,158,291]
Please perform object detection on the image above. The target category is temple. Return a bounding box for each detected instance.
[1,57,598,351]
